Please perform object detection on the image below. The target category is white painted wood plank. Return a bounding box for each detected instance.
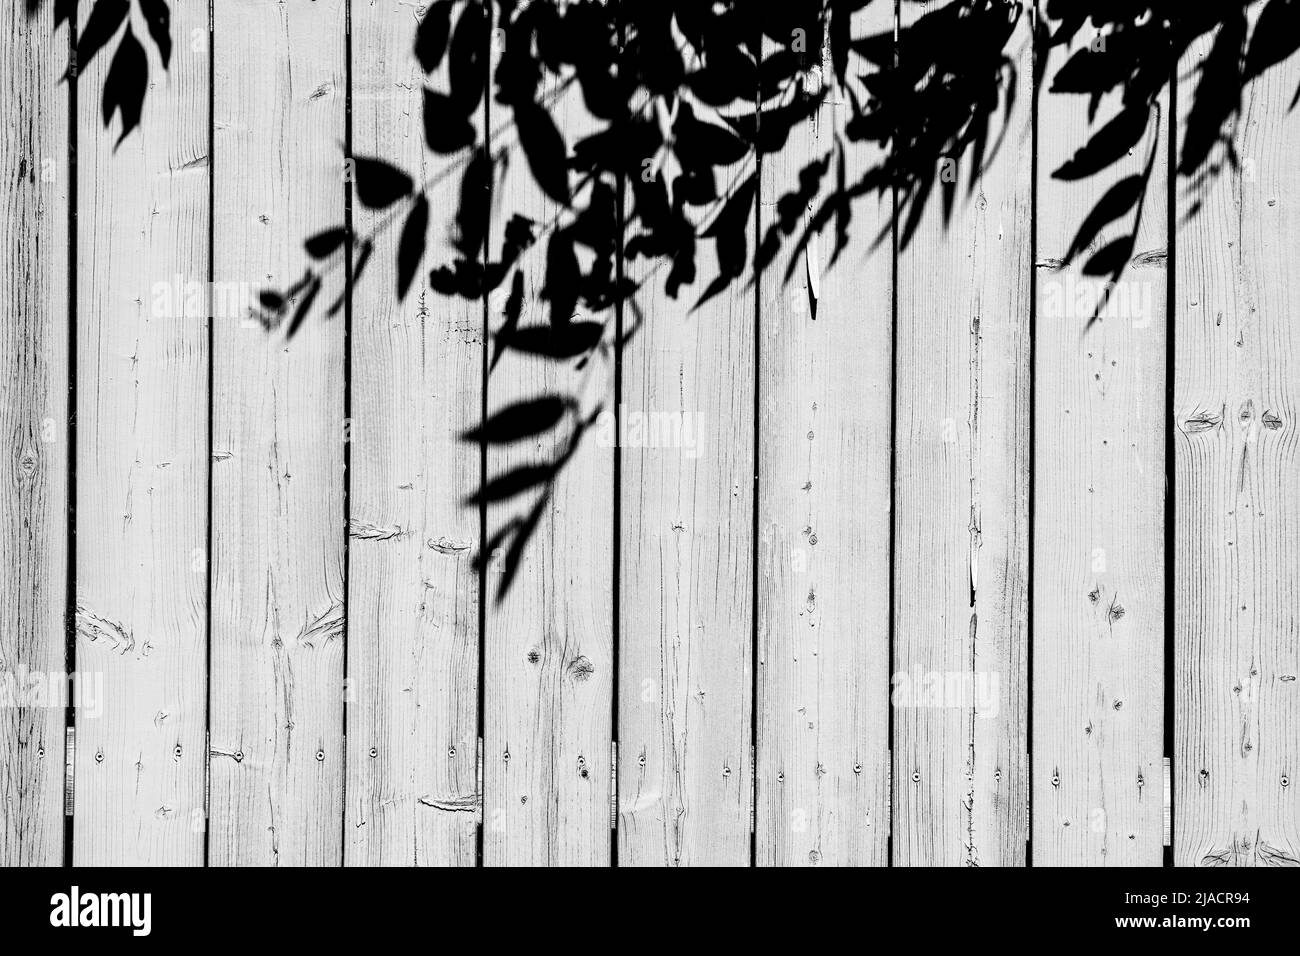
[209,0,347,866]
[345,0,481,867]
[893,0,1031,866]
[1033,22,1167,867]
[74,0,209,865]
[483,55,614,867]
[0,0,70,867]
[756,4,892,867]
[617,79,755,869]
[1174,14,1300,867]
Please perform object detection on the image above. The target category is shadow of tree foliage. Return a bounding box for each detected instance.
[34,0,172,146]
[56,0,1300,598]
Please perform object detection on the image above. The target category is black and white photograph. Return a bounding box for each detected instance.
[0,0,1295,934]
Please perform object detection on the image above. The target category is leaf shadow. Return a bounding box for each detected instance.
[63,0,1297,599]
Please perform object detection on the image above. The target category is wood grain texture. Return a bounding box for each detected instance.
[1174,17,1300,867]
[893,0,1031,866]
[0,0,69,867]
[756,6,891,867]
[12,1,1300,872]
[345,0,481,867]
[617,102,755,867]
[209,0,346,866]
[483,69,615,867]
[1033,26,1167,868]
[74,0,209,865]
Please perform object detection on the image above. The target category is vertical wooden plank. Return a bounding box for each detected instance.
[1034,20,1167,868]
[345,0,480,866]
[0,0,69,866]
[483,9,614,866]
[73,0,208,868]
[1174,13,1300,867]
[617,34,755,868]
[756,4,892,867]
[74,0,209,865]
[209,0,346,866]
[893,0,1031,866]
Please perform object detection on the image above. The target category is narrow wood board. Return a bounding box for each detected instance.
[1033,22,1168,867]
[756,4,892,867]
[617,79,755,868]
[483,61,615,867]
[208,0,347,866]
[73,0,210,865]
[0,0,70,866]
[1174,14,1300,867]
[345,0,481,866]
[893,0,1032,866]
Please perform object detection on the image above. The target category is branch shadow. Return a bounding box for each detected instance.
[37,0,172,147]
[61,0,1300,599]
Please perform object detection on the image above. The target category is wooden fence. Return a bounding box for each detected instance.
[1,0,1297,867]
